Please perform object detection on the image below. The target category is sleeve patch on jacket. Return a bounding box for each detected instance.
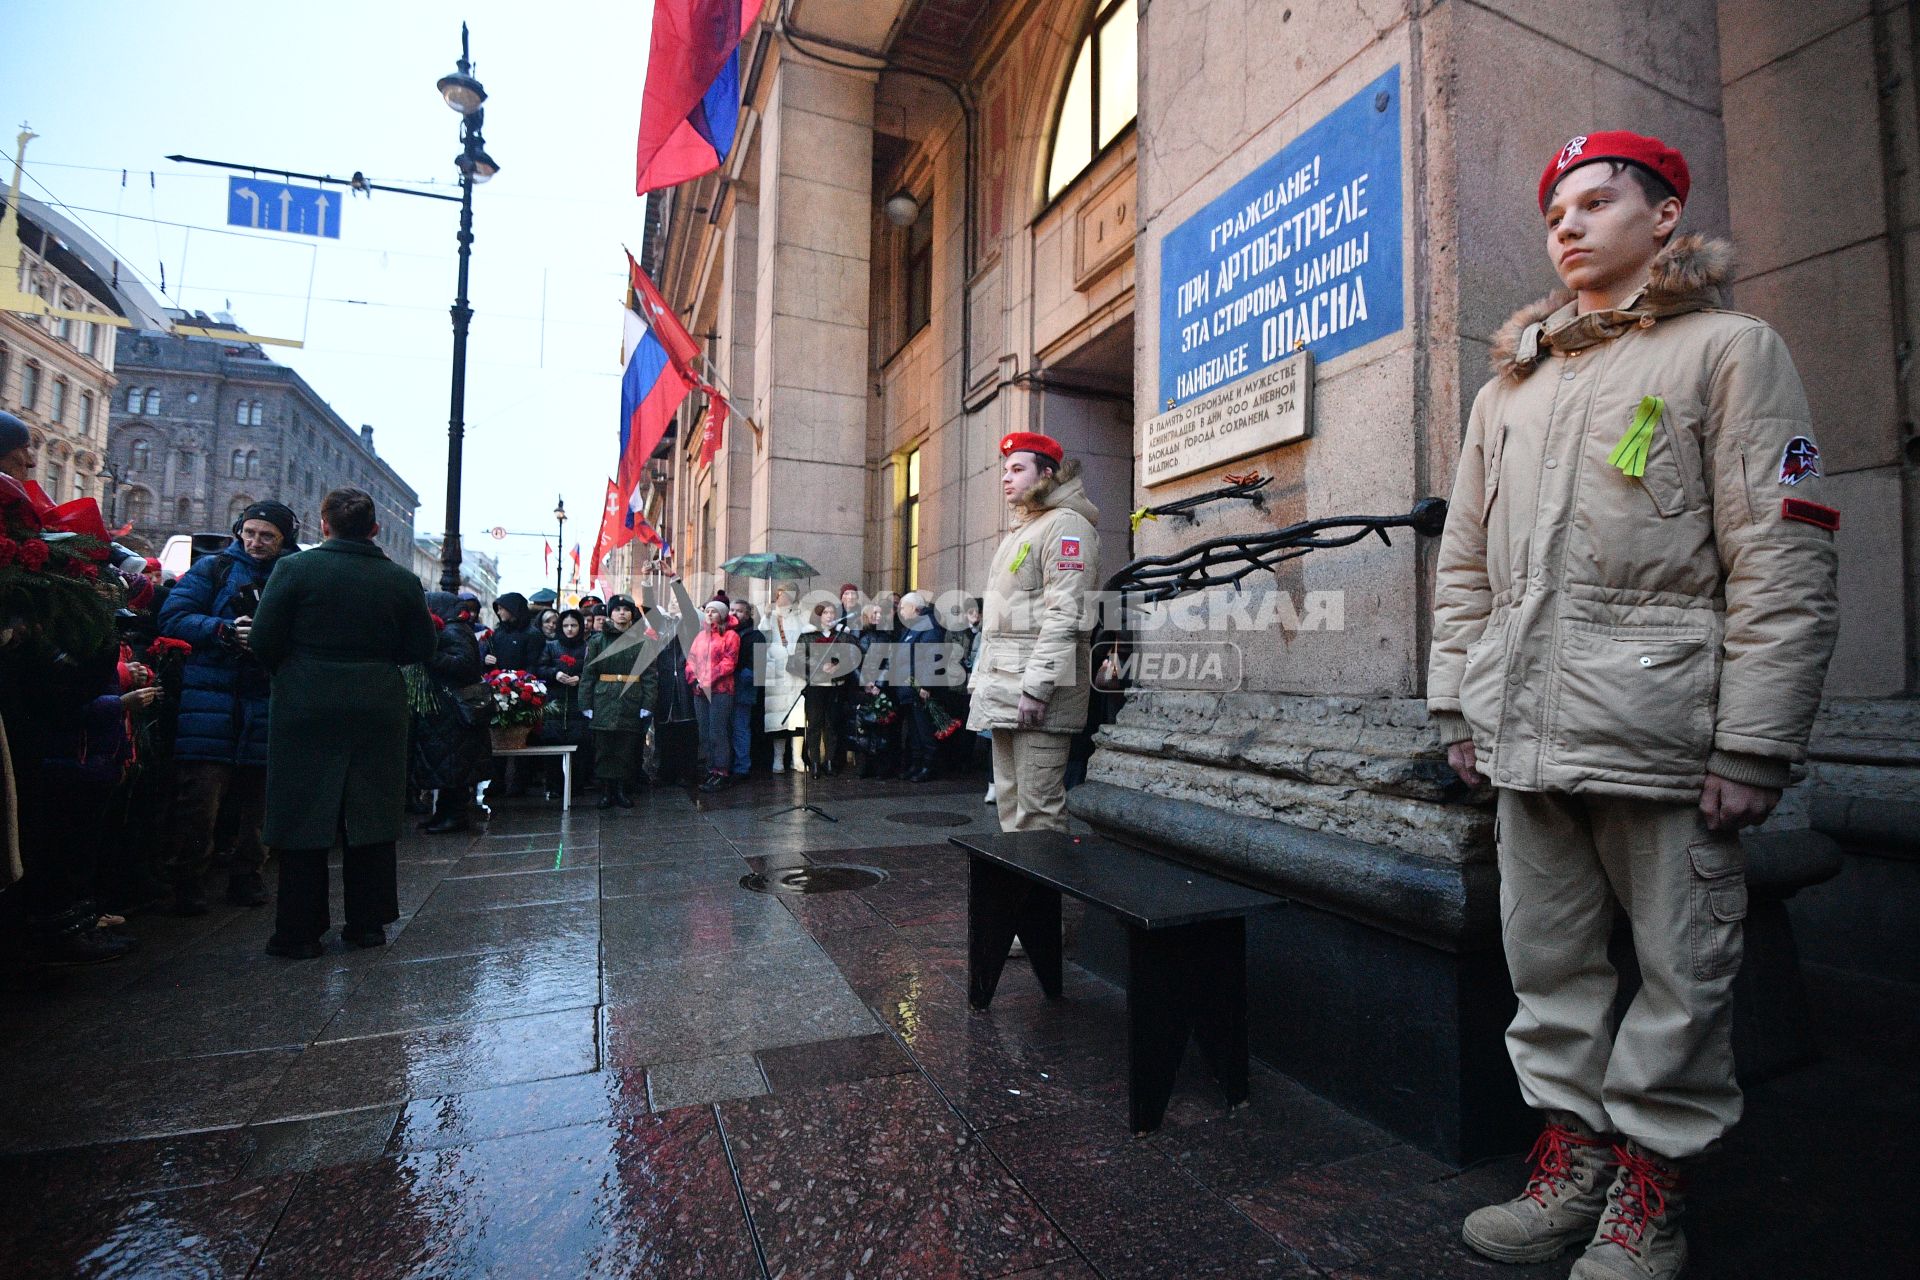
[1779,436,1822,485]
[1780,497,1840,531]
[1060,536,1081,557]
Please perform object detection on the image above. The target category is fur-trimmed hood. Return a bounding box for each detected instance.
[1489,234,1735,379]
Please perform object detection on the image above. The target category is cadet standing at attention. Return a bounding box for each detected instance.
[968,432,1101,832]
[1428,132,1841,1279]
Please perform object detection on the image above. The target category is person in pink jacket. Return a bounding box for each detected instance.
[686,594,740,792]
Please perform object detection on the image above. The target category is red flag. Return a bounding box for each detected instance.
[697,394,728,469]
[628,254,702,381]
[635,1,766,195]
[591,479,632,579]
[543,541,553,579]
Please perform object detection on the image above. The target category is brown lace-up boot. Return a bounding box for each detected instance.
[1570,1140,1688,1279]
[1463,1114,1617,1263]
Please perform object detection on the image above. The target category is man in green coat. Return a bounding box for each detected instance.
[583,593,660,808]
[250,488,435,956]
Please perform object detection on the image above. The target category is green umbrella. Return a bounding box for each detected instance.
[719,552,819,580]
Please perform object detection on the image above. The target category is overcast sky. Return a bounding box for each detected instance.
[2,0,656,593]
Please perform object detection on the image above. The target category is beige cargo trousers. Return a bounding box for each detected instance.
[991,729,1071,832]
[1497,787,1746,1160]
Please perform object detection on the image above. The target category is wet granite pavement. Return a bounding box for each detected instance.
[0,772,1911,1278]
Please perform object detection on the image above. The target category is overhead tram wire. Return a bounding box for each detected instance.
[0,151,182,312]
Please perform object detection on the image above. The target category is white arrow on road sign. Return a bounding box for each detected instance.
[314,194,330,237]
[234,185,261,227]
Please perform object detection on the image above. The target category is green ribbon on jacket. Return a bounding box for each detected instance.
[1607,396,1665,478]
[1008,541,1031,575]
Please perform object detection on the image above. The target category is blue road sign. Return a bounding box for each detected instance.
[226,176,342,238]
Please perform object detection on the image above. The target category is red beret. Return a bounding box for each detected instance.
[1538,131,1689,213]
[999,432,1064,464]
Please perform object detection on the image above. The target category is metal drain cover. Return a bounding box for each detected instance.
[740,864,888,895]
[884,811,972,827]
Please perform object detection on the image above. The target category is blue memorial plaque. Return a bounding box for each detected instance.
[226,176,343,239]
[1157,66,1403,411]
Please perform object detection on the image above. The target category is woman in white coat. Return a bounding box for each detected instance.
[759,582,807,771]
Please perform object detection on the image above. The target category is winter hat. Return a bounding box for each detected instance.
[234,499,299,544]
[606,594,638,615]
[999,431,1064,465]
[1538,131,1689,213]
[839,582,859,597]
[424,591,462,625]
[144,556,162,572]
[0,410,29,456]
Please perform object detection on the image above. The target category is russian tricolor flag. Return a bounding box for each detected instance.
[635,1,766,195]
[615,301,694,529]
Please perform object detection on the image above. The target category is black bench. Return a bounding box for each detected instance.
[950,829,1283,1134]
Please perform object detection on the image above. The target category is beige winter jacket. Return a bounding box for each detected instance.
[1427,235,1839,801]
[967,473,1101,733]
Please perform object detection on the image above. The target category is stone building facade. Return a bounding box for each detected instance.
[1,195,169,506]
[643,0,1920,1158]
[107,324,418,564]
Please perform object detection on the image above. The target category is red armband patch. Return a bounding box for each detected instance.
[1780,497,1840,531]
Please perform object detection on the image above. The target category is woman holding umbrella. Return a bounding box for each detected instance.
[718,554,819,775]
[760,582,807,772]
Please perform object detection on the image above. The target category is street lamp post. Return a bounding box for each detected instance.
[553,495,567,599]
[435,23,499,594]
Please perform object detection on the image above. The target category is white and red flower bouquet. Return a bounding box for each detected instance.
[483,668,549,727]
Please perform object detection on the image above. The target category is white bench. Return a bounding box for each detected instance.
[490,744,580,810]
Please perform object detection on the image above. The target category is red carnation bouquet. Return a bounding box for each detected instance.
[483,668,548,727]
[0,479,122,659]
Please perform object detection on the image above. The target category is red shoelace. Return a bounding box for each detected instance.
[1594,1144,1679,1255]
[1521,1123,1609,1207]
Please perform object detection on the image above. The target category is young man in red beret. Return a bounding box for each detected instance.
[1427,133,1840,1278]
[966,432,1100,831]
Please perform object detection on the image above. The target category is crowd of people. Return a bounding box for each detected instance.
[464,579,993,809]
[0,414,1005,966]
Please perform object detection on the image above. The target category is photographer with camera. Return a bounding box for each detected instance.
[156,499,299,915]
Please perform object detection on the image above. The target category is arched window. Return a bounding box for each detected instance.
[131,440,152,472]
[143,388,161,415]
[19,362,41,412]
[50,380,67,424]
[124,487,152,525]
[231,448,247,478]
[228,495,253,524]
[127,385,144,412]
[1044,0,1138,202]
[246,450,262,479]
[250,402,263,426]
[236,400,251,425]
